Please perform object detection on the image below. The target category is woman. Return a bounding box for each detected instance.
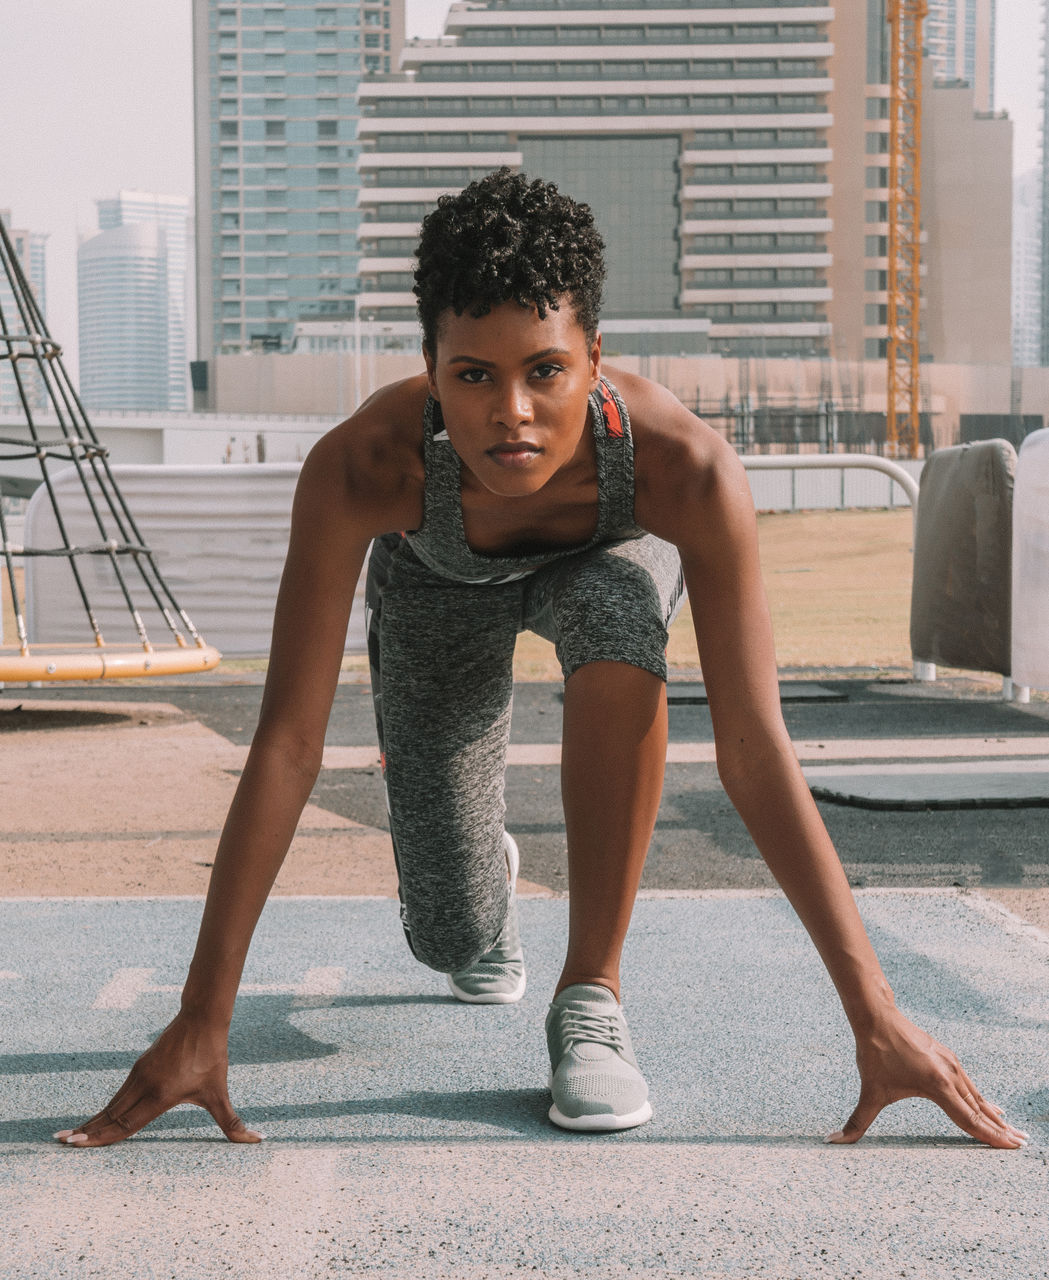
[57,170,1026,1147]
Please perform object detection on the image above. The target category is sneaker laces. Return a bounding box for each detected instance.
[555,1007,626,1054]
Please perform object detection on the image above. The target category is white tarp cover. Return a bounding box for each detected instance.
[1012,428,1049,690]
[24,463,367,657]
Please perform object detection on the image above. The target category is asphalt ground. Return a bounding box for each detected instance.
[12,675,1049,893]
[2,674,1048,1278]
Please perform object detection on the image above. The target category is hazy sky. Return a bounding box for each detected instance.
[0,0,1041,381]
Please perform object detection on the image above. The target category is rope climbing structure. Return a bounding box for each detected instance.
[0,216,220,680]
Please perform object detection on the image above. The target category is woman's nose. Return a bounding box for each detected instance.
[493,380,534,427]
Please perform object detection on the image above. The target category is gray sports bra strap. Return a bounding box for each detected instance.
[592,377,637,534]
[406,377,642,584]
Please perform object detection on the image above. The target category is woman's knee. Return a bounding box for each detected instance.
[404,894,507,973]
[550,556,672,680]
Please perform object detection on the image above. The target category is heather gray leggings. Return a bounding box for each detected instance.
[365,531,684,973]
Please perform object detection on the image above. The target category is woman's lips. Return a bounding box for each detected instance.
[487,443,541,468]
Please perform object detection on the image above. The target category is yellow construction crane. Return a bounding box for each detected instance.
[885,0,927,458]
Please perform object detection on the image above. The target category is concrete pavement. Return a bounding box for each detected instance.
[1,673,1048,1277]
[2,891,1047,1278]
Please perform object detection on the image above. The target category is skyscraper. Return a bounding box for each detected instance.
[192,0,406,359]
[926,0,996,110]
[96,191,192,410]
[77,192,190,411]
[0,210,48,416]
[1012,166,1041,365]
[78,223,171,411]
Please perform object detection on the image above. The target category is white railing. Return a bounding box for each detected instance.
[741,452,920,513]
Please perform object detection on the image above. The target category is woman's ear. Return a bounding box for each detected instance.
[422,343,440,400]
[589,332,602,392]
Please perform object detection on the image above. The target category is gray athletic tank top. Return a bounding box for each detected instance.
[405,377,645,584]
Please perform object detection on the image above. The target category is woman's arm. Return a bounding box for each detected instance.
[631,383,1026,1149]
[57,396,426,1148]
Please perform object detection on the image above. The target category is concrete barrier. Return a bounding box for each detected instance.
[910,439,1016,678]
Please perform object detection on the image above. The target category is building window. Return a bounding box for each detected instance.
[317,119,338,138]
[265,121,285,139]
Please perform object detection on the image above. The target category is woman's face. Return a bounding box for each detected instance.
[423,298,601,498]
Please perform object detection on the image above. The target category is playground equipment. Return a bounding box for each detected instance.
[0,215,219,680]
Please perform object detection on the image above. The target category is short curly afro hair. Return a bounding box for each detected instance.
[413,168,606,353]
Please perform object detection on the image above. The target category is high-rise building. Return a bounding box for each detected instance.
[92,190,192,410]
[829,4,1011,367]
[77,192,190,411]
[192,0,406,359]
[359,1,835,358]
[1040,0,1049,366]
[1013,166,1041,365]
[926,0,996,110]
[0,210,48,416]
[78,220,173,411]
[357,0,1009,366]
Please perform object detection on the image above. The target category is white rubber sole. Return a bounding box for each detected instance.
[447,970,527,1004]
[446,831,525,1004]
[548,1098,653,1132]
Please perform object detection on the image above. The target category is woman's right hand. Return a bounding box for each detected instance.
[54,1012,263,1148]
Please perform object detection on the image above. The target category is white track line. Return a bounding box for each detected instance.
[318,736,1049,771]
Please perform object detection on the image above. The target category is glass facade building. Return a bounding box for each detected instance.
[192,0,405,357]
[925,0,995,109]
[1012,166,1041,366]
[78,220,174,411]
[90,191,191,410]
[358,0,835,357]
[0,210,48,416]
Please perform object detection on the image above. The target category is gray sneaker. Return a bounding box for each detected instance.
[447,832,526,1004]
[545,983,652,1131]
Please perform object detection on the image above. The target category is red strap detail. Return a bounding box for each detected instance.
[599,381,624,438]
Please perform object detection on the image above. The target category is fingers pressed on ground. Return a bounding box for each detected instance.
[825,1094,884,1144]
[941,1087,1027,1149]
[211,1107,264,1143]
[57,1096,167,1148]
[195,1087,264,1143]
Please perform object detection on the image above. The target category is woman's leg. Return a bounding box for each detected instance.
[559,661,667,999]
[365,536,522,973]
[525,535,684,998]
[525,535,683,1129]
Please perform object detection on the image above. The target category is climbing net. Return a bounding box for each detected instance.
[0,216,219,680]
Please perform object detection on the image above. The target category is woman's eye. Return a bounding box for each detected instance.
[457,368,490,384]
[532,363,563,380]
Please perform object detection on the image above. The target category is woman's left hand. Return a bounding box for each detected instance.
[826,1008,1029,1148]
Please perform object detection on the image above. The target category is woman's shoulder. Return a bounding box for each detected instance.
[605,365,732,474]
[605,365,747,541]
[299,373,430,533]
